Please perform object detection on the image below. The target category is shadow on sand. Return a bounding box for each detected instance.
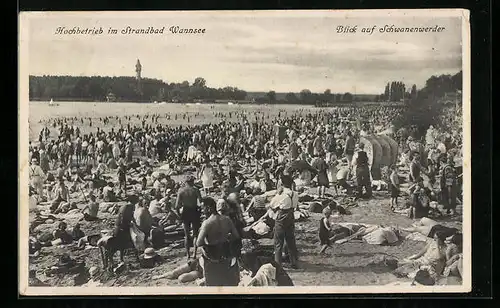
[292,260,394,275]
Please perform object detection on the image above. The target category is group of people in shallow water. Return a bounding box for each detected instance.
[28,104,463,286]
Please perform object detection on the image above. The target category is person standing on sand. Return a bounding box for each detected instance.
[313,132,324,157]
[440,156,458,216]
[134,198,153,244]
[389,164,400,211]
[29,158,46,199]
[175,175,203,259]
[198,157,214,195]
[288,137,300,161]
[311,152,329,198]
[352,143,372,199]
[344,131,355,168]
[409,152,422,183]
[113,194,137,255]
[196,197,241,286]
[39,149,50,174]
[269,175,299,269]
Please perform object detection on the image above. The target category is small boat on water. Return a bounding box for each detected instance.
[227,102,234,105]
[159,101,167,105]
[48,99,59,107]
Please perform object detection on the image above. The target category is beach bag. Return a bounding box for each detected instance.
[130,223,146,251]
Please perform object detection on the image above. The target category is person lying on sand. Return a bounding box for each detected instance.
[334,223,400,245]
[399,217,460,239]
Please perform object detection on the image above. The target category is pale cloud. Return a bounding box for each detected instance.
[25,11,463,94]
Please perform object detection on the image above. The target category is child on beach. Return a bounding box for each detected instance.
[319,207,333,255]
[389,164,400,211]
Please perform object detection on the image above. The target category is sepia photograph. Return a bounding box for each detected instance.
[19,10,471,295]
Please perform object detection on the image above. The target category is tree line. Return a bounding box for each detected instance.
[29,76,247,102]
[375,71,462,104]
[258,89,356,106]
[392,70,463,136]
[29,70,461,109]
[29,75,363,105]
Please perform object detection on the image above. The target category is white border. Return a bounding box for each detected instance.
[18,9,472,295]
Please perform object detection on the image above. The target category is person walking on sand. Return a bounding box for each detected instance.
[319,207,333,255]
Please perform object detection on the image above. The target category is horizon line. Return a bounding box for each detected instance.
[29,74,426,96]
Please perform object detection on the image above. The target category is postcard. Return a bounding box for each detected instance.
[19,9,471,295]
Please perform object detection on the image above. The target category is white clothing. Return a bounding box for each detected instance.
[200,165,214,189]
[269,188,298,210]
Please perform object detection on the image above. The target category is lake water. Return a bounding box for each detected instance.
[27,101,320,140]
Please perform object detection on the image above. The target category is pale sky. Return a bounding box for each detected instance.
[24,11,464,94]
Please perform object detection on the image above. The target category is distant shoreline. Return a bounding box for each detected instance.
[29,100,407,107]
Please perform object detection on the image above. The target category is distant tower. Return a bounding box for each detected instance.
[135,59,142,80]
[135,59,143,97]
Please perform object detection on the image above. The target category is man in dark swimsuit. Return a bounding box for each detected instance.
[196,197,240,286]
[175,175,202,259]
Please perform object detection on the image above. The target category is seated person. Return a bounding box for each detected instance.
[240,250,293,286]
[50,178,70,213]
[69,169,85,193]
[102,182,117,202]
[408,177,430,219]
[443,233,463,279]
[52,221,74,245]
[54,201,78,214]
[262,172,275,192]
[395,231,448,280]
[164,174,176,190]
[71,223,85,241]
[245,188,268,221]
[77,233,102,249]
[81,193,99,221]
[148,192,165,217]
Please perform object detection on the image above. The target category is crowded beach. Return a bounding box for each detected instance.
[27,104,464,288]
